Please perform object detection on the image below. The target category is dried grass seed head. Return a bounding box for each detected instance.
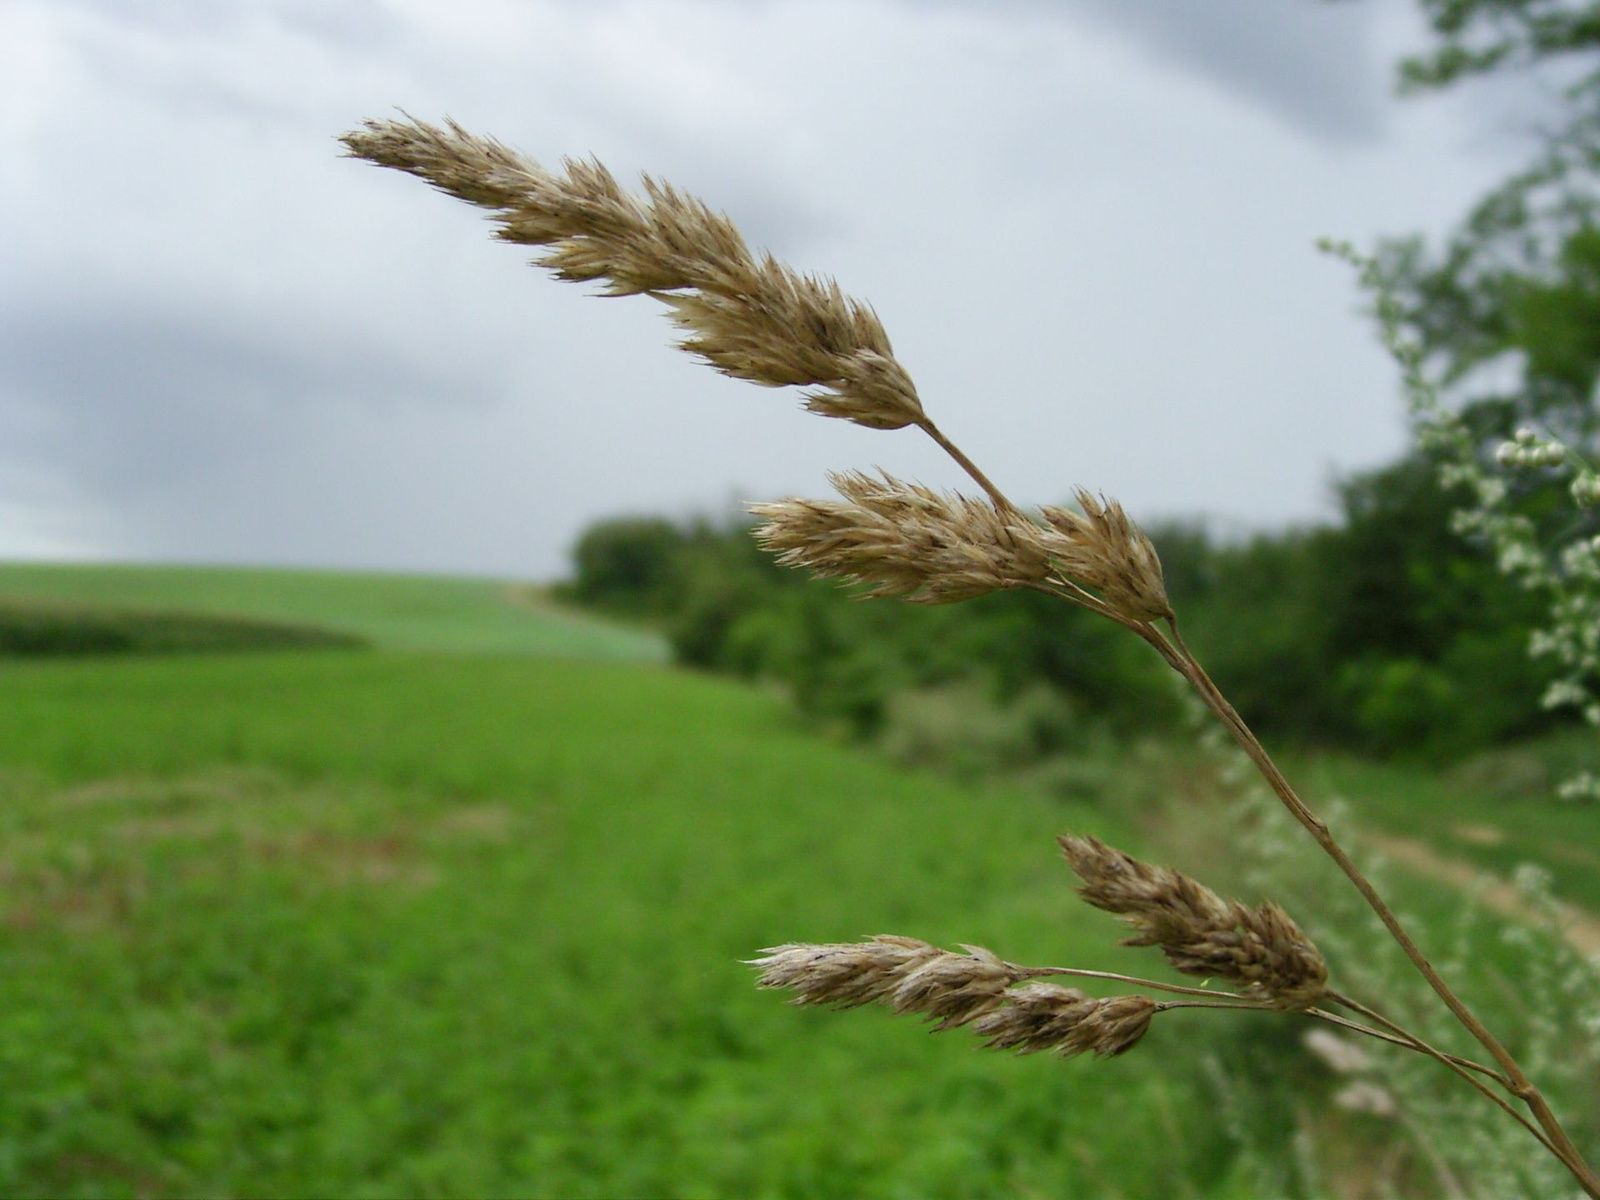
[1039,491,1173,623]
[342,116,925,432]
[747,936,942,1009]
[889,943,1014,1030]
[970,983,1157,1058]
[750,470,1055,604]
[1058,833,1329,1011]
[749,938,1020,1028]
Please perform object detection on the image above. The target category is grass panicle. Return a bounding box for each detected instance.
[1058,832,1329,1012]
[350,115,1600,1197]
[341,116,924,433]
[972,986,1157,1058]
[1040,490,1173,623]
[750,470,1055,604]
[750,939,1157,1056]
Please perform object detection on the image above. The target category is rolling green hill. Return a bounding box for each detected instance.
[0,563,666,662]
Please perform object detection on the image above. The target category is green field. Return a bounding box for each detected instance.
[1,563,1594,1197]
[0,563,666,662]
[0,566,1246,1198]
[0,650,1264,1199]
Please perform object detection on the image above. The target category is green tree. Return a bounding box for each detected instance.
[566,516,688,613]
[1381,0,1600,443]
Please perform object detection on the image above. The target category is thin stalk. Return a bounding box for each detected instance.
[1325,990,1510,1088]
[1017,967,1513,1085]
[1010,965,1251,1001]
[1153,1001,1562,1161]
[1153,620,1598,1194]
[1321,995,1564,1163]
[918,418,1017,516]
[910,415,1599,1194]
[1024,579,1123,625]
[1301,1006,1508,1088]
[1156,999,1274,1013]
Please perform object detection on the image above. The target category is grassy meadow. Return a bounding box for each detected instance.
[0,563,1595,1198]
[0,565,1261,1199]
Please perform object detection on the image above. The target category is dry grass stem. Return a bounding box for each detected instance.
[341,116,925,432]
[1058,833,1329,1011]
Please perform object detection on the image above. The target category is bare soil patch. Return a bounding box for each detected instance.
[1367,831,1600,955]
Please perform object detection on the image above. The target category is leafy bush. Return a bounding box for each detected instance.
[565,516,689,614]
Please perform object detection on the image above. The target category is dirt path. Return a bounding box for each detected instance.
[1364,831,1600,956]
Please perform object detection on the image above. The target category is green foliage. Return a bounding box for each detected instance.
[1400,1,1600,92]
[1168,525,1345,743]
[1319,0,1600,760]
[560,481,1566,758]
[0,567,1591,1193]
[878,679,1085,781]
[566,515,690,613]
[1163,456,1556,757]
[0,651,1246,1199]
[1380,2,1600,446]
[1322,459,1552,752]
[1508,227,1600,398]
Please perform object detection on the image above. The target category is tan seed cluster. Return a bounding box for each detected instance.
[341,117,925,432]
[749,937,1016,1029]
[972,985,1157,1058]
[750,939,1158,1057]
[1040,491,1173,622]
[887,943,1018,1030]
[750,470,1056,604]
[1058,833,1328,1011]
[747,936,943,1009]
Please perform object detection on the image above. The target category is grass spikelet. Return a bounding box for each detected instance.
[889,943,1014,1029]
[1040,491,1173,622]
[750,470,1053,604]
[971,985,1157,1058]
[340,116,925,431]
[747,936,942,1009]
[1058,833,1329,1011]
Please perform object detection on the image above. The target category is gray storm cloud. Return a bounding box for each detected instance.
[0,0,1529,576]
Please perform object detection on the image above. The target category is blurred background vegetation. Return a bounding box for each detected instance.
[556,451,1558,764]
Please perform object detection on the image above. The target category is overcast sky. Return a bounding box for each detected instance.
[0,0,1554,579]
